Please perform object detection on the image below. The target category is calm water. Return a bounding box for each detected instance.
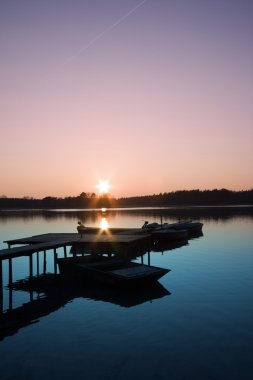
[0,207,253,380]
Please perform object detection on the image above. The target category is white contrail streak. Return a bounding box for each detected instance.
[62,0,148,65]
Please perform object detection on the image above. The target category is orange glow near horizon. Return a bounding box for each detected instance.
[1,2,253,198]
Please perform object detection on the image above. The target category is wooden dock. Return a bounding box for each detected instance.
[0,228,152,309]
[2,230,151,259]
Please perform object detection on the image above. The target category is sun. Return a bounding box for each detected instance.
[97,180,111,195]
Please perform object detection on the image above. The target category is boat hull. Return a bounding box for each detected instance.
[167,221,203,234]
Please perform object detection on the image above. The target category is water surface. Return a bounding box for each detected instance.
[0,207,253,380]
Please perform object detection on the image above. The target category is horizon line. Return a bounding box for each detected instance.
[1,187,253,200]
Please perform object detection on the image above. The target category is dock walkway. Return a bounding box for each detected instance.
[0,229,152,291]
[2,230,150,258]
[0,239,74,260]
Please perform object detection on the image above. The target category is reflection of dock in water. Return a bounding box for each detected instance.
[152,231,203,253]
[0,274,170,342]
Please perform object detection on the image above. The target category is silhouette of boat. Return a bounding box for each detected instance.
[142,220,188,241]
[166,220,203,233]
[142,220,203,237]
[57,255,170,287]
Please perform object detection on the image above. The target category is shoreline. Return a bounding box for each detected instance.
[1,204,253,213]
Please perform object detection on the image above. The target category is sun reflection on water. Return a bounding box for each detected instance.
[100,217,109,231]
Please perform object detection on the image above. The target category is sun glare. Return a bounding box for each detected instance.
[97,180,111,195]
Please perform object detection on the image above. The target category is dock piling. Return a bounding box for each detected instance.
[54,249,57,274]
[43,251,47,274]
[0,260,3,313]
[8,258,13,287]
[36,252,39,276]
[9,285,13,311]
[29,254,33,279]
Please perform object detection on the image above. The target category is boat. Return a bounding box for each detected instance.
[143,220,203,235]
[57,255,170,287]
[142,220,188,241]
[165,220,203,233]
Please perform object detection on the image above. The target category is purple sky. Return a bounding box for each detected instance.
[1,0,253,198]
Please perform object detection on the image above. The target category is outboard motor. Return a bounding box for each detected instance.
[142,221,149,229]
[77,221,85,237]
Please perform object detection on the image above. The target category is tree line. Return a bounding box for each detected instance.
[0,189,253,209]
[117,189,253,207]
[0,192,117,209]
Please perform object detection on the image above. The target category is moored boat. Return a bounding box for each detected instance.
[143,220,203,234]
[166,220,203,233]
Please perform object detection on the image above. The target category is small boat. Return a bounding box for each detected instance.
[143,220,203,234]
[57,255,170,287]
[166,220,203,233]
[142,221,188,241]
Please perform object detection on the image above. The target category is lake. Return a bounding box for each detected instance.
[0,207,253,380]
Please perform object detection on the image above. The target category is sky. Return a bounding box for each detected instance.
[1,0,253,198]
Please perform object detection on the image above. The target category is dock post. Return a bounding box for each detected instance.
[36,251,39,276]
[43,251,46,274]
[9,284,13,311]
[54,248,57,274]
[8,258,13,287]
[148,251,150,266]
[64,245,67,258]
[0,259,2,284]
[0,260,3,313]
[29,254,33,279]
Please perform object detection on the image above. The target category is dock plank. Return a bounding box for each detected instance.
[0,239,76,260]
[4,233,79,246]
[4,229,147,246]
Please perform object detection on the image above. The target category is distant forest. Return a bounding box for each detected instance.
[0,189,253,209]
